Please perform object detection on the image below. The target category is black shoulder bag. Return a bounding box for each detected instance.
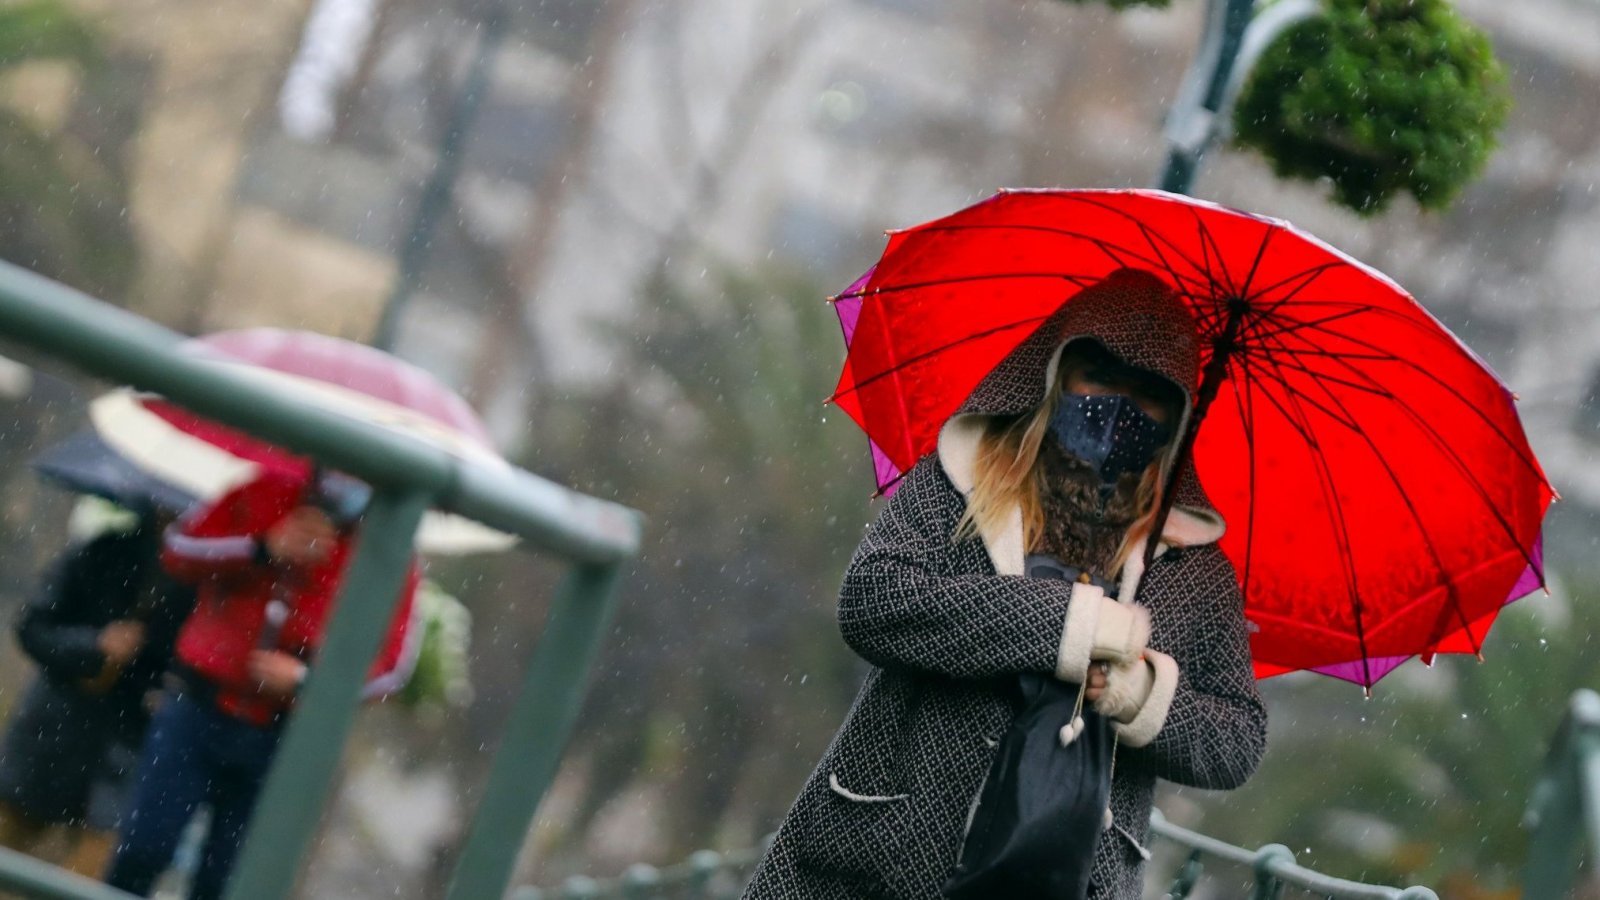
[942,556,1116,900]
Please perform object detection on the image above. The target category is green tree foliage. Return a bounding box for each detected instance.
[1185,584,1598,896]
[1232,0,1510,215]
[480,268,874,863]
[0,0,94,67]
[0,0,137,297]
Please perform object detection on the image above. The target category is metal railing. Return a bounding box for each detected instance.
[0,259,643,900]
[516,815,1441,900]
[513,840,771,900]
[1149,810,1438,900]
[1523,688,1600,897]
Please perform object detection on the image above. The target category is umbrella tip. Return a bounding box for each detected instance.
[870,489,884,500]
[825,294,839,304]
[1475,652,1486,664]
[1363,686,1372,700]
[1552,488,1563,502]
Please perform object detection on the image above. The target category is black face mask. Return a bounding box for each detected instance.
[1047,393,1171,488]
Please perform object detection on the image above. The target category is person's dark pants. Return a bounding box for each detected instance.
[104,691,282,900]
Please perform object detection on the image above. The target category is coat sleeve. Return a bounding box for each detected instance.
[161,478,298,584]
[837,460,1078,681]
[15,540,111,680]
[1122,546,1267,790]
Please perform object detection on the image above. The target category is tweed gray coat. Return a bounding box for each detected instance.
[744,275,1267,899]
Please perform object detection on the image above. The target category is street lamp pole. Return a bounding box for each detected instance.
[1156,0,1319,195]
[371,6,506,351]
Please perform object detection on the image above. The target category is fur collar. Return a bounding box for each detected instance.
[936,413,1225,587]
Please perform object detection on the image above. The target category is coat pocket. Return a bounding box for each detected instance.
[792,770,915,886]
[828,771,909,804]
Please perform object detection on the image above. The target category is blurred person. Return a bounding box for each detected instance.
[104,469,419,900]
[744,270,1267,899]
[0,500,195,877]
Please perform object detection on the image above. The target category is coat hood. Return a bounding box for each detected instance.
[936,268,1225,585]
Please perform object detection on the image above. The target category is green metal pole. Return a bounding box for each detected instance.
[224,489,431,900]
[445,562,626,900]
[1523,690,1600,898]
[372,6,506,351]
[0,847,140,900]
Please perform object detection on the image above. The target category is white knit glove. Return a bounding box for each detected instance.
[1093,658,1155,724]
[1090,600,1150,665]
[1109,650,1181,748]
[1056,583,1150,683]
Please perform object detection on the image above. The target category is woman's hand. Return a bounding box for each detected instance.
[247,650,308,701]
[1084,661,1110,703]
[264,507,338,567]
[96,620,147,667]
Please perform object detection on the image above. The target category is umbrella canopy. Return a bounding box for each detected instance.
[830,189,1553,687]
[32,428,196,515]
[89,328,516,555]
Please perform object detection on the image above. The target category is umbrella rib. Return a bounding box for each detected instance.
[1055,194,1240,301]
[1245,343,1374,685]
[1247,320,1484,657]
[830,314,1053,401]
[1239,343,1397,401]
[835,270,1106,301]
[872,466,908,498]
[1265,311,1550,486]
[1229,356,1323,446]
[1136,222,1218,310]
[1245,308,1371,345]
[888,224,1218,297]
[1235,224,1277,302]
[1231,352,1363,432]
[1224,346,1261,607]
[1190,210,1240,299]
[1240,262,1346,317]
[1258,319,1544,577]
[1257,298,1513,373]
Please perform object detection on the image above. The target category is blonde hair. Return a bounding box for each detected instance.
[954,382,1174,580]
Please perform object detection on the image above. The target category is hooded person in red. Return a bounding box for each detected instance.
[106,469,420,900]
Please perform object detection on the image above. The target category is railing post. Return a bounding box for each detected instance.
[1166,849,1205,899]
[1524,690,1600,898]
[688,850,721,898]
[562,875,601,899]
[224,489,431,900]
[1250,843,1294,900]
[445,562,626,900]
[620,864,659,899]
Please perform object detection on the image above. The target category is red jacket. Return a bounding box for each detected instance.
[163,474,420,725]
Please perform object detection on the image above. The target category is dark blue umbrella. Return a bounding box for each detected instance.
[32,429,196,515]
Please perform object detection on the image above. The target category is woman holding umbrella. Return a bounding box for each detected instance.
[745,269,1267,899]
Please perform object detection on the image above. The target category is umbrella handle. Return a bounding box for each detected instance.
[258,596,290,651]
[1141,302,1245,578]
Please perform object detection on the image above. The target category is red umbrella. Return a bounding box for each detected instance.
[89,327,515,554]
[830,189,1553,687]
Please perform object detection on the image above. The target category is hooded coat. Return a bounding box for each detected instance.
[163,473,420,726]
[744,270,1267,899]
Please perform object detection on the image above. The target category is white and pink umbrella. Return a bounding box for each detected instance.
[89,327,516,555]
